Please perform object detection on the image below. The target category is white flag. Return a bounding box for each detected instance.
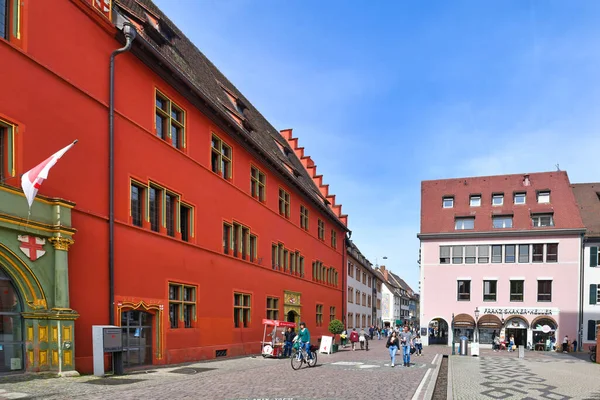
[21,140,77,208]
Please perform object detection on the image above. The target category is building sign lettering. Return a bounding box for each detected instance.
[483,308,555,316]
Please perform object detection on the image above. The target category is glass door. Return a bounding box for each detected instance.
[121,310,153,367]
[0,269,23,373]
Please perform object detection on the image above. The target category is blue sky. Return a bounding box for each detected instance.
[154,0,600,291]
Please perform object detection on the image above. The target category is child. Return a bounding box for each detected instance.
[414,334,423,356]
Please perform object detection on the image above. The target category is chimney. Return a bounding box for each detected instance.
[380,265,388,282]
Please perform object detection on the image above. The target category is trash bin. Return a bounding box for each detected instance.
[460,336,468,356]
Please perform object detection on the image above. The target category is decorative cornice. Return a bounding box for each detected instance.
[417,228,586,240]
[48,237,74,251]
[22,309,80,321]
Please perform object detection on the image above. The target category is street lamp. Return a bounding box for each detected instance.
[474,307,480,343]
[451,313,456,355]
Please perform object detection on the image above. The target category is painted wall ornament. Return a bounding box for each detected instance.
[17,235,46,261]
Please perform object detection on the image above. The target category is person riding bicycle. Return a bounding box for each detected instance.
[298,321,312,360]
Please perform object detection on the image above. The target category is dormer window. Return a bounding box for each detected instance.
[442,197,454,208]
[492,194,504,206]
[537,191,550,204]
[470,195,481,207]
[532,213,554,227]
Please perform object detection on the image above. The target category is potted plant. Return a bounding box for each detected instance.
[328,319,344,353]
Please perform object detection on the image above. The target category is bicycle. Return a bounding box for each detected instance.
[590,345,596,363]
[291,343,317,370]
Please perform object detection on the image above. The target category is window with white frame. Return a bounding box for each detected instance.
[537,191,550,204]
[505,245,516,263]
[518,244,529,263]
[470,195,481,207]
[440,246,450,264]
[478,245,489,263]
[452,246,464,264]
[591,246,600,267]
[532,244,544,262]
[492,194,504,206]
[465,246,476,264]
[457,280,471,301]
[483,280,497,301]
[546,243,558,262]
[491,245,502,263]
[510,280,524,302]
[514,192,526,205]
[537,280,552,302]
[532,214,554,227]
[443,197,454,208]
[455,217,475,230]
[492,216,513,229]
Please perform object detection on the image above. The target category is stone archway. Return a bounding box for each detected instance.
[428,318,449,345]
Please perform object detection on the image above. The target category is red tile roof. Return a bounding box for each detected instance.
[420,171,584,234]
[571,183,600,237]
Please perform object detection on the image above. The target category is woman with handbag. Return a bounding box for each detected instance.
[386,331,400,367]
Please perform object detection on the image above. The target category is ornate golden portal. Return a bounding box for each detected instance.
[283,291,301,325]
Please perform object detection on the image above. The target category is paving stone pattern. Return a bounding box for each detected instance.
[451,349,600,400]
[0,341,449,400]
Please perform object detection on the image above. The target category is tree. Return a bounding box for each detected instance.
[328,319,344,343]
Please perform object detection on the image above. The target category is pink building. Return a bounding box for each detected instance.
[419,171,584,350]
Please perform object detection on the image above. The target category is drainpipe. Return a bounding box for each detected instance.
[578,233,585,351]
[109,23,136,326]
[342,237,347,328]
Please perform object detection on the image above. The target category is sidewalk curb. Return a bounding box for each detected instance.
[423,354,443,400]
[446,356,453,400]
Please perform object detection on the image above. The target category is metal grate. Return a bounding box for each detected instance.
[169,367,215,375]
[215,349,227,357]
[85,378,144,386]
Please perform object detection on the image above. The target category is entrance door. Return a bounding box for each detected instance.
[0,269,23,373]
[506,328,527,347]
[121,310,153,367]
[286,311,299,325]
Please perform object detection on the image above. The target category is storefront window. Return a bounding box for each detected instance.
[478,329,498,344]
[453,328,474,342]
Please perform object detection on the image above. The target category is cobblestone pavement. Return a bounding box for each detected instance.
[0,341,450,400]
[450,349,600,399]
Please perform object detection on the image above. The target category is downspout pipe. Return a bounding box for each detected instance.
[109,23,136,325]
[578,233,585,351]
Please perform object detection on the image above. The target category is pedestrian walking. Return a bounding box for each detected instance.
[400,326,414,367]
[562,335,569,353]
[414,334,423,356]
[349,328,359,351]
[359,328,367,350]
[386,331,400,367]
[340,330,348,348]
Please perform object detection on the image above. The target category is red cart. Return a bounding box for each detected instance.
[261,319,296,358]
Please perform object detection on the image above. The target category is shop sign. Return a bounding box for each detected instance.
[482,307,556,316]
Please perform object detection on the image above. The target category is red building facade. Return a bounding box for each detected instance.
[0,0,348,373]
